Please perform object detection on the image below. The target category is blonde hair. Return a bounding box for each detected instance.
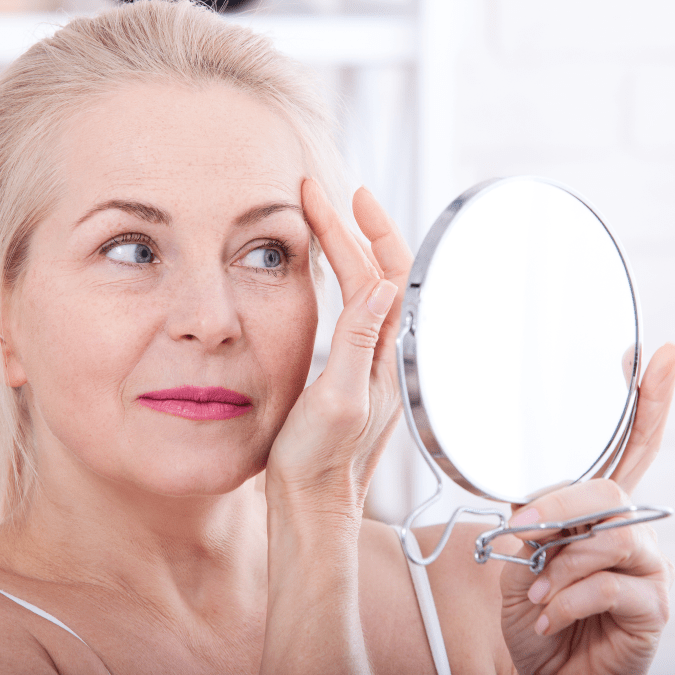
[0,0,345,521]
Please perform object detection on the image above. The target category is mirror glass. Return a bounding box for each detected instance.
[400,177,640,504]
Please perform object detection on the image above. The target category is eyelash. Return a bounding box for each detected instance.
[99,232,156,264]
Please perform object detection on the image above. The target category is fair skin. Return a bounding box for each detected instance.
[0,81,673,674]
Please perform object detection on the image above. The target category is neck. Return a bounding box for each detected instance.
[0,461,269,617]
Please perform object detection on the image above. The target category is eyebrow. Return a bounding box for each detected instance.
[75,200,171,228]
[234,202,303,227]
[74,200,303,229]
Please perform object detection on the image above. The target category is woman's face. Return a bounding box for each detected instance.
[5,82,318,497]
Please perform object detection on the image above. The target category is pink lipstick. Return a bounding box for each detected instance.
[138,386,252,421]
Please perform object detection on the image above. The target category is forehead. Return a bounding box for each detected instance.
[60,81,305,213]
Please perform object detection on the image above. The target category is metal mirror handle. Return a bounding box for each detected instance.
[475,505,674,574]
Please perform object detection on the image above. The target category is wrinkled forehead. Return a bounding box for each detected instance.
[59,81,307,218]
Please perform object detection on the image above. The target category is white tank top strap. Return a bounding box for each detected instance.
[392,525,452,675]
[0,588,114,674]
[0,588,88,645]
[0,588,115,674]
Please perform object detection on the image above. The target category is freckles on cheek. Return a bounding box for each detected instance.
[23,284,144,407]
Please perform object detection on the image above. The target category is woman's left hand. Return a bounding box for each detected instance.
[264,180,412,519]
[501,343,675,675]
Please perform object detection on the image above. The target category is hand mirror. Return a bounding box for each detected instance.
[397,176,671,572]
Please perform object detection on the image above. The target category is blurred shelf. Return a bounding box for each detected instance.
[0,12,417,65]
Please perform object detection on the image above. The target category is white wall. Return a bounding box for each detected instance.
[397,3,675,671]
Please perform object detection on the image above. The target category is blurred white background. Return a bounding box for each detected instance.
[3,0,675,671]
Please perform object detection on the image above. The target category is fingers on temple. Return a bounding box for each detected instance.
[352,230,384,277]
[351,188,413,366]
[534,571,667,637]
[302,179,380,304]
[611,343,675,494]
[322,278,398,401]
[352,187,413,285]
[508,479,631,542]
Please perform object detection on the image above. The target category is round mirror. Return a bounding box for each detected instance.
[398,176,640,505]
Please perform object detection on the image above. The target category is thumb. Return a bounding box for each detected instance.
[611,342,675,494]
[321,279,397,402]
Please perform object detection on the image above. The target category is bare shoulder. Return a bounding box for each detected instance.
[0,597,59,674]
[415,520,504,608]
[357,518,436,674]
[415,522,520,674]
[0,578,110,675]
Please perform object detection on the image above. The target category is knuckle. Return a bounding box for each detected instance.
[597,572,621,607]
[611,522,639,559]
[555,548,583,581]
[544,489,569,520]
[659,593,671,626]
[556,589,578,623]
[386,262,411,279]
[314,387,364,427]
[344,324,380,350]
[666,556,675,587]
[656,586,670,626]
[597,478,629,506]
[627,424,649,450]
[645,523,659,545]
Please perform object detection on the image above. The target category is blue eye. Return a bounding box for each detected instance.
[104,242,157,264]
[241,247,283,270]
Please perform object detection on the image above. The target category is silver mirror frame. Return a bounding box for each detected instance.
[398,176,641,504]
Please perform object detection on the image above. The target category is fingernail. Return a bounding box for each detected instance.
[534,613,549,636]
[361,185,373,194]
[528,577,550,604]
[509,507,540,528]
[367,281,397,316]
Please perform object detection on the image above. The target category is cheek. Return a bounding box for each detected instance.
[243,283,318,419]
[17,272,154,433]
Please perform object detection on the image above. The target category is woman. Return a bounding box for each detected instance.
[0,2,672,673]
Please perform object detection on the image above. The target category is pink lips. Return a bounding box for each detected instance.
[138,386,252,421]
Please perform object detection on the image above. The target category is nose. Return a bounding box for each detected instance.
[166,267,242,351]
